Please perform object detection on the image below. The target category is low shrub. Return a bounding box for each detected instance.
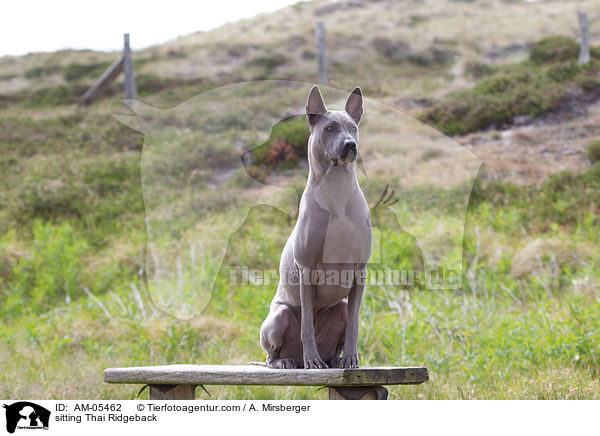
[421,37,600,135]
[585,140,600,163]
[248,115,309,169]
[529,36,579,64]
[422,74,566,135]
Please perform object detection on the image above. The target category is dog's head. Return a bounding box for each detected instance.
[306,85,363,168]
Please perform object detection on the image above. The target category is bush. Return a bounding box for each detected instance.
[421,36,600,135]
[249,115,309,169]
[529,36,579,64]
[585,140,600,163]
[422,71,566,135]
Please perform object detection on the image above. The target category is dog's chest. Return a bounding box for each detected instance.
[321,211,372,264]
[313,174,372,265]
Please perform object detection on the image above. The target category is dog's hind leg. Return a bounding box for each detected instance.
[260,303,302,369]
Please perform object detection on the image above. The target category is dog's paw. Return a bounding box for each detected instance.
[304,354,328,369]
[328,356,343,368]
[268,358,297,369]
[341,353,359,368]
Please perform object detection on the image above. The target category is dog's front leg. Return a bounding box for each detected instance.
[300,268,327,369]
[341,267,366,368]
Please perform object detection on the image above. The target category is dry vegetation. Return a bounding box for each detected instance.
[0,0,599,400]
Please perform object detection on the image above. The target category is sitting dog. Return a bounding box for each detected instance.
[260,85,372,369]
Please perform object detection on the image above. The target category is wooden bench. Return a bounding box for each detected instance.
[103,364,428,400]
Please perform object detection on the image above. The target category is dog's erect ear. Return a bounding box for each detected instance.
[306,85,327,127]
[345,86,363,125]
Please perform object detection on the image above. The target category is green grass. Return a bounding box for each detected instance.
[0,114,597,398]
[2,255,599,399]
[1,153,598,398]
[63,62,112,82]
[469,164,600,231]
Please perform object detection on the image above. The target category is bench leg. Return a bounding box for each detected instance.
[328,386,388,400]
[149,384,196,400]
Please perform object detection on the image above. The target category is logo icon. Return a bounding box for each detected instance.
[3,402,50,434]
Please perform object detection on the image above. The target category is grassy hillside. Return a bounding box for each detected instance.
[1,0,599,399]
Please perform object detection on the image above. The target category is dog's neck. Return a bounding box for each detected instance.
[307,137,359,214]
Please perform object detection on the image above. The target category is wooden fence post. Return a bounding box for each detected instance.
[80,55,124,105]
[578,11,590,64]
[123,33,137,100]
[315,21,327,85]
[80,34,137,105]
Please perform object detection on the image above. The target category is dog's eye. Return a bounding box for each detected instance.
[326,126,334,131]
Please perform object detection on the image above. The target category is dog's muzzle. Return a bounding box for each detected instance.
[339,140,357,162]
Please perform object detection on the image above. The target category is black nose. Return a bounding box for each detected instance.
[345,141,357,154]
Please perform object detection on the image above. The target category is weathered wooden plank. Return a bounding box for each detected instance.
[80,55,124,105]
[103,365,428,387]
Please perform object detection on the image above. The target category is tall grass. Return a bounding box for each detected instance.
[1,162,598,399]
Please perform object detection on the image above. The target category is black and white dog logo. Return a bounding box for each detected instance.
[3,402,50,433]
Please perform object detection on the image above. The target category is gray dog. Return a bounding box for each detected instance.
[260,85,372,369]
